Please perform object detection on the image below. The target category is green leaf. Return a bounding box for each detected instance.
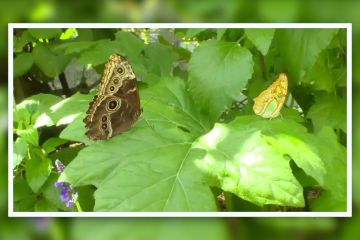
[28,28,62,39]
[48,145,85,166]
[309,127,346,211]
[307,94,346,133]
[60,129,216,211]
[245,28,275,55]
[77,35,145,67]
[59,28,78,40]
[35,92,92,128]
[281,107,305,123]
[32,43,71,77]
[15,93,62,128]
[42,137,69,154]
[14,176,33,201]
[276,29,338,80]
[114,31,146,60]
[76,40,114,66]
[302,51,338,92]
[185,28,207,38]
[14,100,37,128]
[25,148,52,193]
[188,40,253,123]
[114,31,147,77]
[217,29,227,40]
[17,93,62,116]
[59,114,93,146]
[34,198,58,212]
[16,127,39,146]
[14,195,37,212]
[59,77,216,211]
[13,137,28,169]
[144,43,179,77]
[193,116,329,207]
[140,76,210,134]
[54,41,97,55]
[77,186,96,212]
[14,53,34,78]
[13,30,36,53]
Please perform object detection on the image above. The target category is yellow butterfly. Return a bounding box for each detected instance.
[253,73,288,118]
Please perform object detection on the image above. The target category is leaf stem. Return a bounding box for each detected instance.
[236,35,245,44]
[75,201,83,212]
[224,192,233,211]
[258,52,267,81]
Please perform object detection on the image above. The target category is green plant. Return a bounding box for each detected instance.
[12,27,347,212]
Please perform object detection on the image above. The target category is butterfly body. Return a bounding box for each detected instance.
[84,54,141,140]
[253,73,288,118]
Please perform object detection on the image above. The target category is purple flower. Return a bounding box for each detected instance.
[54,160,78,208]
[54,181,78,207]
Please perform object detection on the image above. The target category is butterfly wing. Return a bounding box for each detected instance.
[84,54,141,140]
[253,73,288,118]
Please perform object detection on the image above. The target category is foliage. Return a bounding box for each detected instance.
[12,28,347,212]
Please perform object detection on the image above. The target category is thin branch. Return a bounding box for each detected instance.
[58,72,71,96]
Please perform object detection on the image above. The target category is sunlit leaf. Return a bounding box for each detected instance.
[16,127,39,146]
[193,116,330,207]
[308,127,346,211]
[13,137,28,169]
[35,92,92,128]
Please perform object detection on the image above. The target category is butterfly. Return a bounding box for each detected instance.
[83,54,141,140]
[253,73,288,118]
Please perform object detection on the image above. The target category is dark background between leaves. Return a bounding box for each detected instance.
[1,0,360,239]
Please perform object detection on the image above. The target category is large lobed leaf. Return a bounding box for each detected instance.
[192,116,342,208]
[59,77,217,211]
[276,28,338,80]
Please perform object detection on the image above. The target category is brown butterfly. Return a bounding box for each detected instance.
[83,54,141,140]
